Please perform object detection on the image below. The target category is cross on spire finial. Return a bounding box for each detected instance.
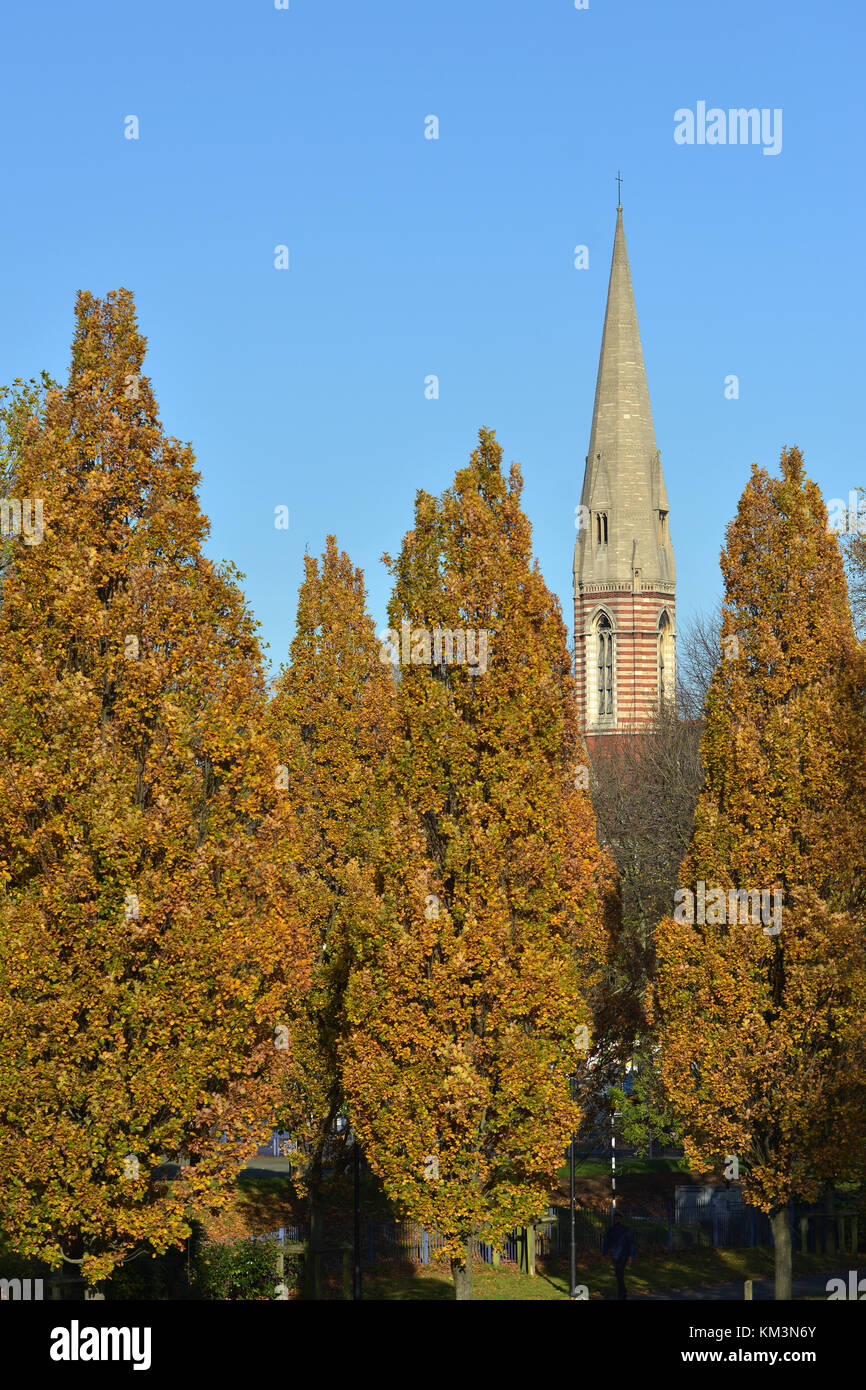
[616,170,623,209]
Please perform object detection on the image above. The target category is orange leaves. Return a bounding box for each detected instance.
[341,430,616,1275]
[0,290,309,1280]
[266,536,395,1200]
[654,446,866,1213]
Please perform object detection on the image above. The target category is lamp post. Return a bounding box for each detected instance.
[610,1108,623,1218]
[353,1135,362,1301]
[568,1071,578,1299]
[611,1109,616,1217]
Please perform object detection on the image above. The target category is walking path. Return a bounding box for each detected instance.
[629,1269,847,1300]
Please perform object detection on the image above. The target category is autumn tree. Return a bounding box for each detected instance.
[588,611,714,1151]
[652,446,866,1299]
[0,290,309,1283]
[1,371,58,584]
[840,486,866,638]
[268,536,395,1245]
[341,428,616,1299]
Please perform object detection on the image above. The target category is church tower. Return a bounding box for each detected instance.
[574,201,676,743]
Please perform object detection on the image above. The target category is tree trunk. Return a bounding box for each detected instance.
[825,1182,836,1256]
[308,1179,323,1252]
[305,1151,325,1299]
[771,1204,792,1301]
[451,1242,473,1301]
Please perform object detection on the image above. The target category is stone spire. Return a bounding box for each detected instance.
[575,206,675,591]
[573,200,676,740]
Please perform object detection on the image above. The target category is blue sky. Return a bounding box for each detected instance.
[2,0,863,675]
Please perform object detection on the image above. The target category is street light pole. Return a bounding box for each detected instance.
[353,1136,362,1301]
[569,1072,577,1299]
[611,1110,620,1218]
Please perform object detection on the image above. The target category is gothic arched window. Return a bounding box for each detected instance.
[658,611,673,703]
[595,512,608,545]
[596,613,613,717]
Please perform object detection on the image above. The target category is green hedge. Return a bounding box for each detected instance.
[192,1239,301,1300]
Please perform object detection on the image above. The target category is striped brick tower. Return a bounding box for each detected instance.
[574,201,676,749]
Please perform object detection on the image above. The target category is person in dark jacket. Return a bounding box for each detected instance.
[602,1213,636,1300]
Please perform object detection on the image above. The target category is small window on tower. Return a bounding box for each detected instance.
[658,510,667,542]
[595,512,608,546]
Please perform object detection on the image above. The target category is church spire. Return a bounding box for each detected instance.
[575,203,674,590]
[573,199,676,739]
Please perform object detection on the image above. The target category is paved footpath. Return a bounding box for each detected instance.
[628,1270,847,1300]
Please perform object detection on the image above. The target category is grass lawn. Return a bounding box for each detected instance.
[357,1248,848,1301]
[204,1169,862,1302]
[559,1157,693,1182]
